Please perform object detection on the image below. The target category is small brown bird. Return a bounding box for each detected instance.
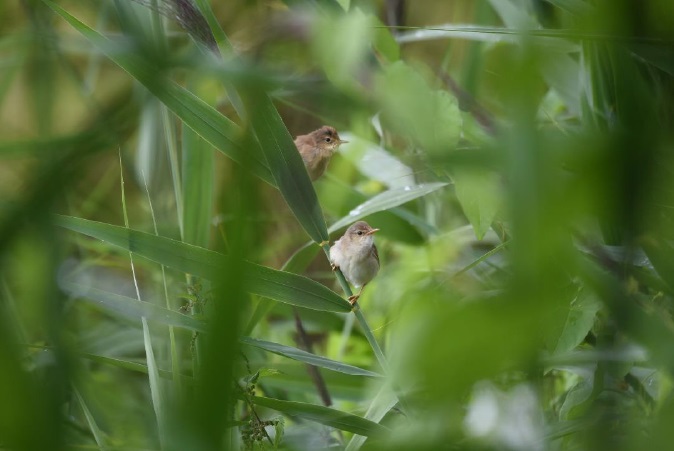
[329,221,380,305]
[294,126,347,181]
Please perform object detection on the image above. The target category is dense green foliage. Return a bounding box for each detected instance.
[1,0,674,450]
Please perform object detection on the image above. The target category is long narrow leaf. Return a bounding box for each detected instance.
[240,337,381,378]
[56,216,351,312]
[249,396,389,437]
[245,90,329,244]
[73,387,108,451]
[329,183,448,232]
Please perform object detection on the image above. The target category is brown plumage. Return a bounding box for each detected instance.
[294,126,347,181]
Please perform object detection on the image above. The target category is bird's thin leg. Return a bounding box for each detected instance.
[348,285,366,305]
[331,263,339,271]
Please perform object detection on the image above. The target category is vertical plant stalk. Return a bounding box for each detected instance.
[321,245,390,374]
[321,244,411,418]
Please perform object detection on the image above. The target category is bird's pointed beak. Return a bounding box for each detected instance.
[338,139,349,144]
[365,228,380,236]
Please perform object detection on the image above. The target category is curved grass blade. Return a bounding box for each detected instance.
[240,337,382,378]
[244,90,329,244]
[61,281,208,332]
[249,396,389,437]
[73,387,108,451]
[41,0,275,185]
[329,182,448,233]
[56,216,351,312]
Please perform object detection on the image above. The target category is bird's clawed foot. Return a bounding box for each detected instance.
[347,294,360,305]
[331,263,339,272]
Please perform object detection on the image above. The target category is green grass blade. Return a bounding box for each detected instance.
[56,216,351,312]
[240,337,382,377]
[120,157,166,447]
[73,387,108,451]
[249,396,389,437]
[245,90,329,243]
[181,101,214,248]
[41,0,275,185]
[62,281,208,332]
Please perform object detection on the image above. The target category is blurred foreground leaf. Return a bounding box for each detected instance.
[42,0,274,185]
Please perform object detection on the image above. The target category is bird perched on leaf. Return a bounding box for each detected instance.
[330,221,380,305]
[294,126,347,181]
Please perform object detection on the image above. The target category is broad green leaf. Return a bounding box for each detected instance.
[553,289,601,355]
[339,134,415,189]
[240,337,382,378]
[329,183,448,233]
[42,0,275,185]
[249,396,389,437]
[540,52,582,116]
[244,90,329,244]
[376,62,462,155]
[318,177,429,243]
[56,216,351,312]
[372,17,400,63]
[642,237,674,292]
[311,9,372,89]
[452,169,500,240]
[559,377,594,420]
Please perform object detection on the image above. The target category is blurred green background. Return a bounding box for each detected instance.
[2,0,674,450]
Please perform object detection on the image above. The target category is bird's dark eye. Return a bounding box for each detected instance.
[356,230,364,236]
[325,137,332,142]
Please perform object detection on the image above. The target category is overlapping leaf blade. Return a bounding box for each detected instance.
[245,90,329,244]
[240,337,381,377]
[249,396,389,437]
[42,0,274,185]
[329,183,448,232]
[56,215,351,312]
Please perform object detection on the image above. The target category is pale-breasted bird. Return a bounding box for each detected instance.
[294,126,347,181]
[329,221,380,305]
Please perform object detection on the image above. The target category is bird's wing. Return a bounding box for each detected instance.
[372,243,379,263]
[293,134,313,148]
